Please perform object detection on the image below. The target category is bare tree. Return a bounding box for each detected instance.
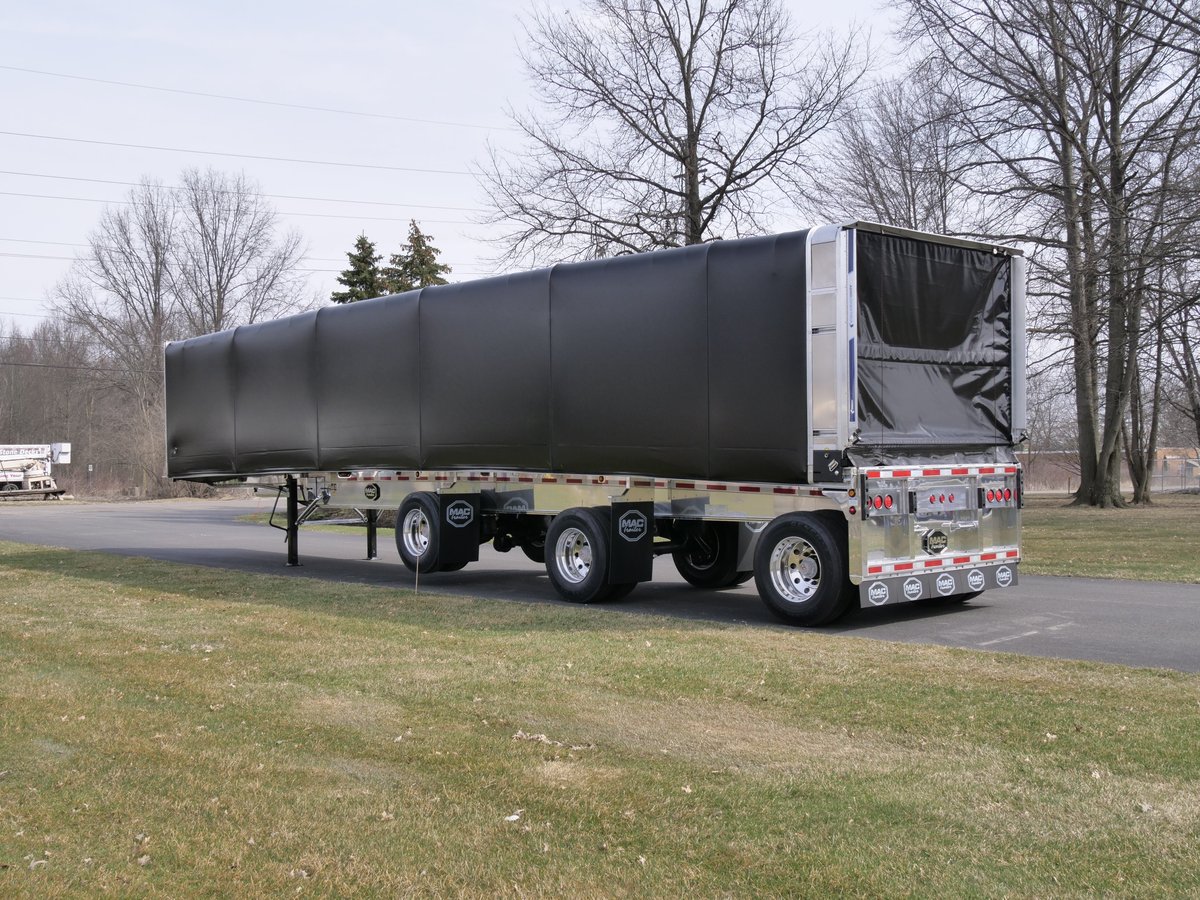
[482,0,867,264]
[898,0,1200,507]
[173,168,306,334]
[55,181,179,414]
[814,75,994,235]
[53,170,307,496]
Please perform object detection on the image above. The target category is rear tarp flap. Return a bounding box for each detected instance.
[856,230,1012,447]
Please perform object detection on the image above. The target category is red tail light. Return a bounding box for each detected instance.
[883,494,893,509]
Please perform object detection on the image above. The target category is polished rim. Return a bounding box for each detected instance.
[554,526,592,584]
[402,507,431,558]
[768,535,821,603]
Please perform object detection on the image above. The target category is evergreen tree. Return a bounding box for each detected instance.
[381,220,452,293]
[331,234,383,303]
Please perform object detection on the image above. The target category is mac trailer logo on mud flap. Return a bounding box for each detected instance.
[967,569,986,592]
[995,565,1014,588]
[445,500,474,528]
[363,483,380,502]
[923,529,949,555]
[903,577,923,601]
[867,581,890,606]
[618,510,648,543]
[936,572,957,596]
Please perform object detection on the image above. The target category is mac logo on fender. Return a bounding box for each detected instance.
[363,483,380,501]
[445,500,474,528]
[618,510,648,542]
[867,581,890,605]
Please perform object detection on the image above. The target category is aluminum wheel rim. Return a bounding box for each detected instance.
[554,526,592,584]
[402,508,431,558]
[769,536,821,603]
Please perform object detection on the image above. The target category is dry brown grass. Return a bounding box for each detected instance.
[1,541,1198,897]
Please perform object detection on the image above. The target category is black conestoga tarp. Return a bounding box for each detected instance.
[166,231,812,482]
[165,226,1019,483]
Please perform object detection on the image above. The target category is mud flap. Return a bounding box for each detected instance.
[860,562,1017,607]
[437,493,481,570]
[608,501,654,584]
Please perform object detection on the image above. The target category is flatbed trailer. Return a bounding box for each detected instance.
[167,222,1025,625]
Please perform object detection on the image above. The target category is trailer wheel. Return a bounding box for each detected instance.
[545,508,626,603]
[396,492,441,574]
[753,514,852,626]
[521,537,546,565]
[672,522,741,589]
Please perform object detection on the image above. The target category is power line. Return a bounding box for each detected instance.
[0,251,491,276]
[0,64,512,132]
[0,334,105,349]
[0,239,490,270]
[0,170,488,212]
[0,360,150,373]
[0,190,475,224]
[0,130,475,176]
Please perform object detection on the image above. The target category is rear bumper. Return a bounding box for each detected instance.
[859,561,1017,607]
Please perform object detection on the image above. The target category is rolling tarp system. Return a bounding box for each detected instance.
[165,226,1018,483]
[166,231,812,483]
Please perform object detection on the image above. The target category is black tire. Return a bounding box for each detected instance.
[753,514,853,626]
[395,492,441,574]
[521,539,546,564]
[733,571,754,586]
[0,483,18,492]
[672,522,742,589]
[544,508,630,603]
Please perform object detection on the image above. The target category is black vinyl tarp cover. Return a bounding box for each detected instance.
[166,231,812,482]
[855,230,1013,447]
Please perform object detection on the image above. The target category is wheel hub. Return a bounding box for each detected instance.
[402,508,431,558]
[768,535,821,603]
[555,527,592,584]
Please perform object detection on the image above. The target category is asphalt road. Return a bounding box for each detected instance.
[1,497,1197,673]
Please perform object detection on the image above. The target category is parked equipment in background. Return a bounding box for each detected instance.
[0,444,70,500]
[165,222,1026,625]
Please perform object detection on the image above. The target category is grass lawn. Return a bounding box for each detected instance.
[1,541,1198,897]
[1020,493,1200,582]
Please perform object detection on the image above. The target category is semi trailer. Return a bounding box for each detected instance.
[164,221,1025,625]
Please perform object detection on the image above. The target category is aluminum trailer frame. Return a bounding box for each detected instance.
[254,460,1020,616]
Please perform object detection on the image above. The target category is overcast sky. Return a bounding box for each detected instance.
[0,1,886,329]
